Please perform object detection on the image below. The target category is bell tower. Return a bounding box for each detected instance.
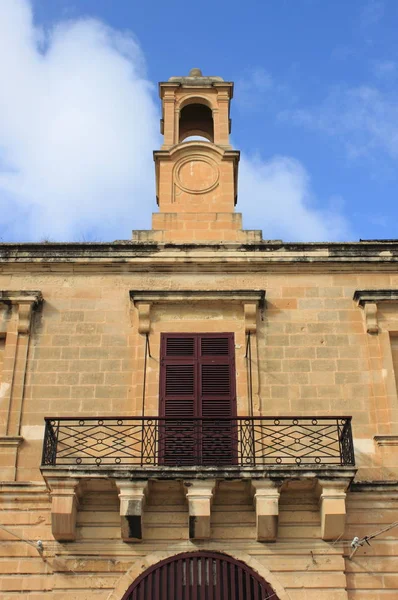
[132,68,262,243]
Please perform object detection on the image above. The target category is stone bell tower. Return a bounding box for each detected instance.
[132,68,262,243]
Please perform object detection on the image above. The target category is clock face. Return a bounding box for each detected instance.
[175,156,219,194]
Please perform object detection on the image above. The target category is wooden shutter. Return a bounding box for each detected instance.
[160,333,236,465]
[160,334,196,464]
[198,334,236,465]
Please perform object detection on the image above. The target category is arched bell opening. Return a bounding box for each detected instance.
[179,103,214,143]
[121,551,279,600]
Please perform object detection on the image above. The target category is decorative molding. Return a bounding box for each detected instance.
[353,289,398,306]
[0,436,23,448]
[244,302,258,333]
[364,302,378,334]
[135,302,151,334]
[130,290,265,305]
[316,478,351,541]
[252,480,280,542]
[354,289,398,334]
[0,291,43,334]
[115,480,148,542]
[0,290,43,305]
[46,477,81,542]
[130,290,265,336]
[174,155,220,195]
[184,479,215,540]
[374,435,398,447]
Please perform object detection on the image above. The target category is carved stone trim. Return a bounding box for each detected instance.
[135,302,151,334]
[0,436,23,448]
[374,435,398,446]
[115,480,148,542]
[0,291,43,304]
[130,290,265,335]
[251,480,280,542]
[184,479,215,540]
[0,291,43,334]
[130,290,265,304]
[354,290,398,305]
[364,302,378,334]
[46,477,81,542]
[354,290,398,334]
[316,478,351,541]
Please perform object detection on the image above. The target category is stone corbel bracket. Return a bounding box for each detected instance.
[115,480,148,542]
[184,479,215,540]
[46,477,81,542]
[316,478,351,541]
[130,290,265,335]
[354,289,398,334]
[0,290,43,333]
[251,480,281,542]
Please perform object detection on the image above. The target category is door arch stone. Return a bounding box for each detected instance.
[120,551,279,599]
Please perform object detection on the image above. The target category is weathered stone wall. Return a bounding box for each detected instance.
[0,259,397,598]
[1,481,397,598]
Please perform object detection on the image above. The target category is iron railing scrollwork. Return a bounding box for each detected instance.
[41,416,355,468]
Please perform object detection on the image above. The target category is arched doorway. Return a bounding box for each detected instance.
[121,551,278,599]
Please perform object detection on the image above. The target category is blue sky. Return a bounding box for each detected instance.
[0,0,397,242]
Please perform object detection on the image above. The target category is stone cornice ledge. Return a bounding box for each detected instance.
[353,289,398,334]
[0,290,43,305]
[374,435,398,446]
[130,290,266,334]
[353,289,398,305]
[130,289,265,305]
[0,436,23,448]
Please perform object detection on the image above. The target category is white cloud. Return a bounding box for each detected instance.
[238,155,351,242]
[0,1,350,244]
[235,68,274,110]
[0,0,160,241]
[282,85,398,162]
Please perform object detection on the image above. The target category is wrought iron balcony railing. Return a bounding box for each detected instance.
[41,416,355,468]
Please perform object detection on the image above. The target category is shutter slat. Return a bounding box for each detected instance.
[201,337,229,356]
[165,365,194,396]
[166,336,195,357]
[201,365,230,396]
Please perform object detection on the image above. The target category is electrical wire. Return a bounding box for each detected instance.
[348,520,398,559]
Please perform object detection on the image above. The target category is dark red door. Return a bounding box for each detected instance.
[159,333,236,465]
[122,551,278,599]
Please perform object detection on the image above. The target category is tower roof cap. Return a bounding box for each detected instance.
[167,68,225,84]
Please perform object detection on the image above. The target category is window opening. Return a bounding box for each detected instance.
[159,333,237,465]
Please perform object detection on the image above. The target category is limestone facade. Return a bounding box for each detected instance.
[0,69,397,599]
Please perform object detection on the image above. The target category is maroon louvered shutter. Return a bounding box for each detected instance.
[199,334,236,465]
[160,333,236,465]
[160,334,197,464]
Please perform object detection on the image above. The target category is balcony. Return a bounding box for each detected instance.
[40,416,356,543]
[41,415,355,475]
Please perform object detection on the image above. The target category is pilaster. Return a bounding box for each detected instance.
[0,291,42,481]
